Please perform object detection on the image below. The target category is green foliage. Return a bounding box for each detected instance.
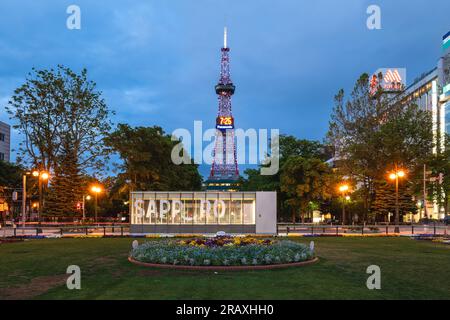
[371,181,417,222]
[6,65,113,217]
[45,138,83,217]
[0,161,23,217]
[0,161,22,188]
[280,157,334,222]
[105,124,202,196]
[241,135,331,221]
[328,73,433,222]
[427,133,450,216]
[6,65,112,173]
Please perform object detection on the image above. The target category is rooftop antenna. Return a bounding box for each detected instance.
[223,26,227,49]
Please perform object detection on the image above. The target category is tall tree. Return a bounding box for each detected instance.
[427,133,450,217]
[45,136,83,217]
[105,124,202,197]
[328,73,433,223]
[6,65,113,216]
[371,180,417,222]
[0,161,23,221]
[6,65,112,173]
[241,135,331,220]
[280,157,334,222]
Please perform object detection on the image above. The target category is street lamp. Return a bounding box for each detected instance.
[21,170,49,226]
[339,184,350,225]
[90,185,102,223]
[34,170,50,222]
[389,168,406,233]
[82,195,92,223]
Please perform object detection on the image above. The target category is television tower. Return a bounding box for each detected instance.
[206,27,240,191]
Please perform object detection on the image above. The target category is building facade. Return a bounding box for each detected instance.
[0,121,11,162]
[391,31,450,220]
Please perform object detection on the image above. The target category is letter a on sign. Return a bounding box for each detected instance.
[366,5,381,30]
[366,265,381,290]
[66,265,81,290]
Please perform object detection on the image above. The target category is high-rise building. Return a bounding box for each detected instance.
[206,28,240,191]
[0,121,10,162]
[390,30,450,220]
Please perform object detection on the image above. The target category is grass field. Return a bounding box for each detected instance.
[0,237,449,300]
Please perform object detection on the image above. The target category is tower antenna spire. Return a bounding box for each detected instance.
[223,26,227,49]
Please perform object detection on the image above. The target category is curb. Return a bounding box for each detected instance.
[128,256,319,271]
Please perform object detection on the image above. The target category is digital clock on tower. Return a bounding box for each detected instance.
[216,116,234,129]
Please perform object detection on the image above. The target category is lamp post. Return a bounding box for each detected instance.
[33,170,49,222]
[339,184,350,225]
[21,172,29,227]
[90,185,102,224]
[389,168,405,233]
[82,195,91,222]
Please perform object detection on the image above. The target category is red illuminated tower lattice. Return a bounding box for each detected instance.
[206,27,240,191]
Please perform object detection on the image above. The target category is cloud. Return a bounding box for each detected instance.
[103,87,161,123]
[112,3,156,48]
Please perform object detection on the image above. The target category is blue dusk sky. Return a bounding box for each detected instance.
[0,0,449,177]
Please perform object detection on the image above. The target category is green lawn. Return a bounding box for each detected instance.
[0,237,449,300]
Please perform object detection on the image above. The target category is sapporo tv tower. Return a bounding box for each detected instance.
[206,27,241,191]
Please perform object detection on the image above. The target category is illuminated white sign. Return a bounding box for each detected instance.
[130,192,257,225]
[134,199,228,222]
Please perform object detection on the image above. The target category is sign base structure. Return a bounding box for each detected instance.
[130,191,276,235]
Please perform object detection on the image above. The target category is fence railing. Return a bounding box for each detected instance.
[0,225,130,238]
[276,223,449,236]
[1,224,448,238]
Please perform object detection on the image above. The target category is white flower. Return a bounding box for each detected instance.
[241,258,247,265]
[204,259,211,265]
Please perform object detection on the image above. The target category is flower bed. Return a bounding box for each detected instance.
[129,236,315,268]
